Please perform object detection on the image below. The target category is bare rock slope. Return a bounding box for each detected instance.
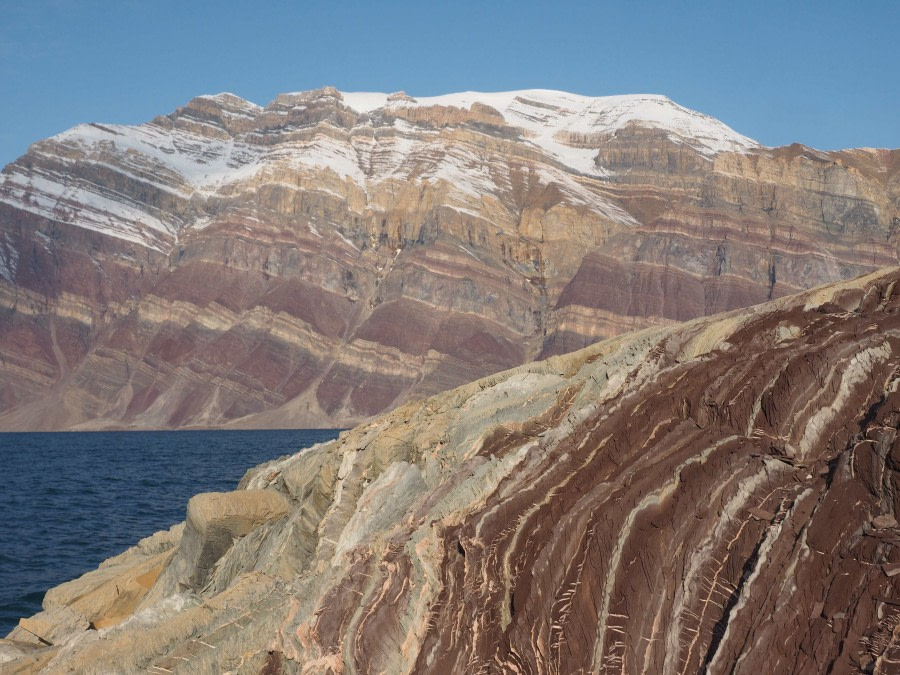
[5,266,900,673]
[0,87,897,430]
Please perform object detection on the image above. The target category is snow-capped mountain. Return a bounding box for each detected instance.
[0,88,756,252]
[0,87,895,430]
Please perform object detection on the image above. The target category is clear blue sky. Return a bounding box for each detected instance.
[1,1,897,167]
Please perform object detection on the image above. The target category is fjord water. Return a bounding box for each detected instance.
[0,429,340,635]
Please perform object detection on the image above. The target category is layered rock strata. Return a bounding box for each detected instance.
[5,266,900,673]
[0,88,897,430]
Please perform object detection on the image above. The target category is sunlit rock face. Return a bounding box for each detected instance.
[0,87,896,430]
[7,268,900,672]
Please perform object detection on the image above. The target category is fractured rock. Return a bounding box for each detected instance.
[145,489,289,602]
[9,606,88,646]
[873,514,898,529]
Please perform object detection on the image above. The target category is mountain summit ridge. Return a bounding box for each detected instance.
[199,86,758,152]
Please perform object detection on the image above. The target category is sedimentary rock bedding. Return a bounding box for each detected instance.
[0,87,897,429]
[5,267,900,673]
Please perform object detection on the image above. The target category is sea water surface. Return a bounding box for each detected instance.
[0,429,341,636]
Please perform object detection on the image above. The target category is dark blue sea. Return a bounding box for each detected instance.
[0,429,341,636]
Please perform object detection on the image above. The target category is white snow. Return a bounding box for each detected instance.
[196,92,263,111]
[339,89,759,170]
[334,229,359,250]
[339,91,392,114]
[1,88,757,251]
[280,133,368,184]
[457,243,482,262]
[0,233,18,281]
[52,122,267,192]
[0,168,178,251]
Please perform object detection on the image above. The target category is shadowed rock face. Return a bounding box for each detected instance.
[0,88,897,430]
[6,267,900,673]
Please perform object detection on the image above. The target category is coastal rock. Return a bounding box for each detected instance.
[41,550,171,631]
[42,522,183,614]
[0,640,39,667]
[6,266,900,672]
[0,89,896,431]
[1,521,185,664]
[10,607,87,647]
[145,489,290,601]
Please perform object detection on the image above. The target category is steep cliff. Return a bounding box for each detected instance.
[0,88,897,429]
[4,267,900,672]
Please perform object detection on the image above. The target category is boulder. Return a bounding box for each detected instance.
[143,489,290,603]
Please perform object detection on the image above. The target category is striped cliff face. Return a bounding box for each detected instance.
[11,267,900,673]
[0,87,897,430]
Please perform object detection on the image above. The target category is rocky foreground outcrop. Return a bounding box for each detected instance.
[4,267,900,673]
[1,87,897,430]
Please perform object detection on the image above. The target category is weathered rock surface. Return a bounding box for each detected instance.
[0,88,896,430]
[7,266,900,673]
[145,489,290,602]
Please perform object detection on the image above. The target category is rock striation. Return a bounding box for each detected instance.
[5,266,900,672]
[0,88,897,430]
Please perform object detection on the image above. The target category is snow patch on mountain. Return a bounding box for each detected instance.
[340,89,758,170]
[340,92,392,114]
[281,134,368,184]
[0,168,179,252]
[0,232,18,281]
[53,123,266,193]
